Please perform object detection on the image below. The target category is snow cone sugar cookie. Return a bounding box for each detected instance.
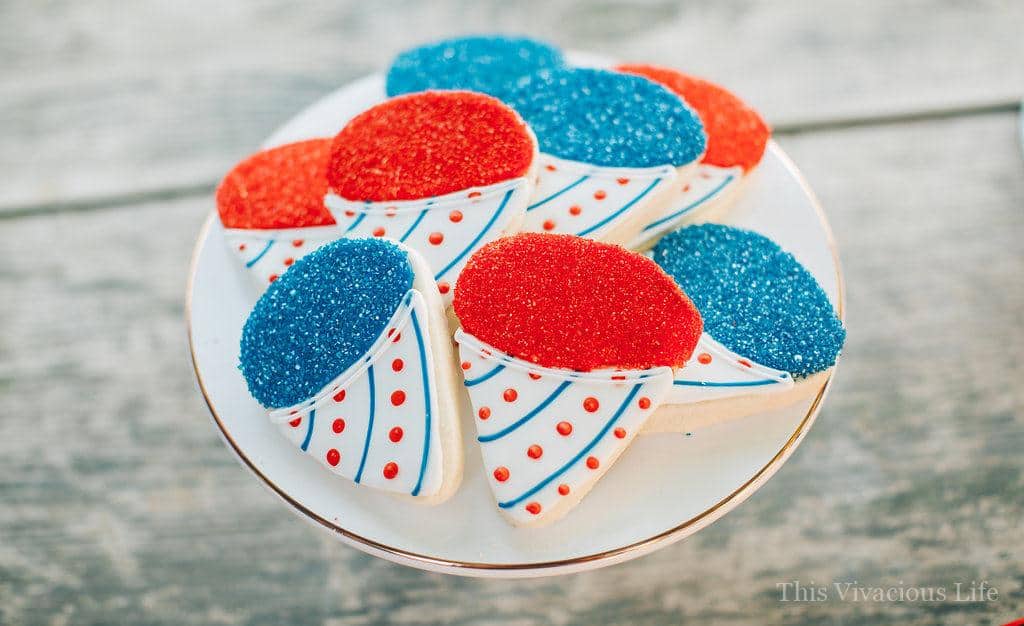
[217,139,339,293]
[324,91,537,304]
[452,233,703,526]
[644,224,845,433]
[505,68,707,246]
[618,65,771,249]
[239,238,463,502]
[385,35,565,101]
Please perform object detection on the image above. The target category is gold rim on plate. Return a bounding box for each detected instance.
[186,142,846,576]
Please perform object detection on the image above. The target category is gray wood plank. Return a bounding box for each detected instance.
[1,112,1023,625]
[2,1,1023,213]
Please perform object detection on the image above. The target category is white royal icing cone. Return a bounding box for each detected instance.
[666,332,793,405]
[326,177,532,305]
[520,154,685,247]
[629,164,745,249]
[263,242,464,503]
[455,329,673,527]
[224,225,340,294]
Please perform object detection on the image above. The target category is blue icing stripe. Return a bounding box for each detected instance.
[245,239,274,268]
[478,380,572,443]
[354,364,376,484]
[499,383,642,509]
[576,177,663,237]
[240,238,413,409]
[653,224,846,377]
[409,308,431,496]
[300,409,316,451]
[527,175,589,211]
[463,363,505,387]
[434,188,514,280]
[506,68,706,168]
[642,174,736,232]
[385,35,565,101]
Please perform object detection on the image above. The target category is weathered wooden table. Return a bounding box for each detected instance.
[2,2,1022,624]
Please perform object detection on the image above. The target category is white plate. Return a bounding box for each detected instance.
[188,70,845,578]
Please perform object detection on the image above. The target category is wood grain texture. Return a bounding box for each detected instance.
[2,0,1022,213]
[0,112,1021,625]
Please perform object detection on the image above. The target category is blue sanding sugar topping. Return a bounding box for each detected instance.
[506,67,706,168]
[385,35,566,101]
[653,224,845,377]
[239,238,413,409]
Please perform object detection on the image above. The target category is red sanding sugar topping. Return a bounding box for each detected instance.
[327,91,534,201]
[453,233,703,371]
[216,139,335,230]
[618,64,769,172]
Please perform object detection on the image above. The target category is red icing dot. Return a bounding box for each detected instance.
[449,210,463,223]
[556,421,573,436]
[594,190,607,200]
[332,418,346,434]
[611,374,626,381]
[542,219,556,231]
[461,361,472,370]
[558,484,570,496]
[391,390,406,406]
[238,243,247,251]
[528,372,542,380]
[327,92,533,201]
[586,456,600,470]
[289,417,302,427]
[392,332,402,343]
[638,397,651,410]
[391,358,404,372]
[503,388,518,402]
[545,164,557,172]
[618,64,769,172]
[526,502,542,515]
[268,274,279,283]
[216,139,336,229]
[382,462,399,479]
[493,466,510,482]
[438,281,451,295]
[569,205,582,216]
[683,184,691,193]
[614,427,627,439]
[583,397,599,413]
[453,234,702,370]
[617,177,630,185]
[384,208,397,218]
[478,407,491,420]
[326,449,340,466]
[389,426,404,443]
[698,352,713,365]
[428,232,444,246]
[344,209,356,217]
[527,444,543,459]
[468,191,482,199]
[283,257,295,267]
[292,239,304,247]
[372,226,386,237]
[738,358,753,368]
[333,389,346,402]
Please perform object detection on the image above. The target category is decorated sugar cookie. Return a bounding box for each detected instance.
[324,91,538,304]
[239,238,463,502]
[216,139,339,293]
[503,68,707,246]
[452,233,703,526]
[644,224,845,432]
[385,34,565,101]
[617,65,771,249]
